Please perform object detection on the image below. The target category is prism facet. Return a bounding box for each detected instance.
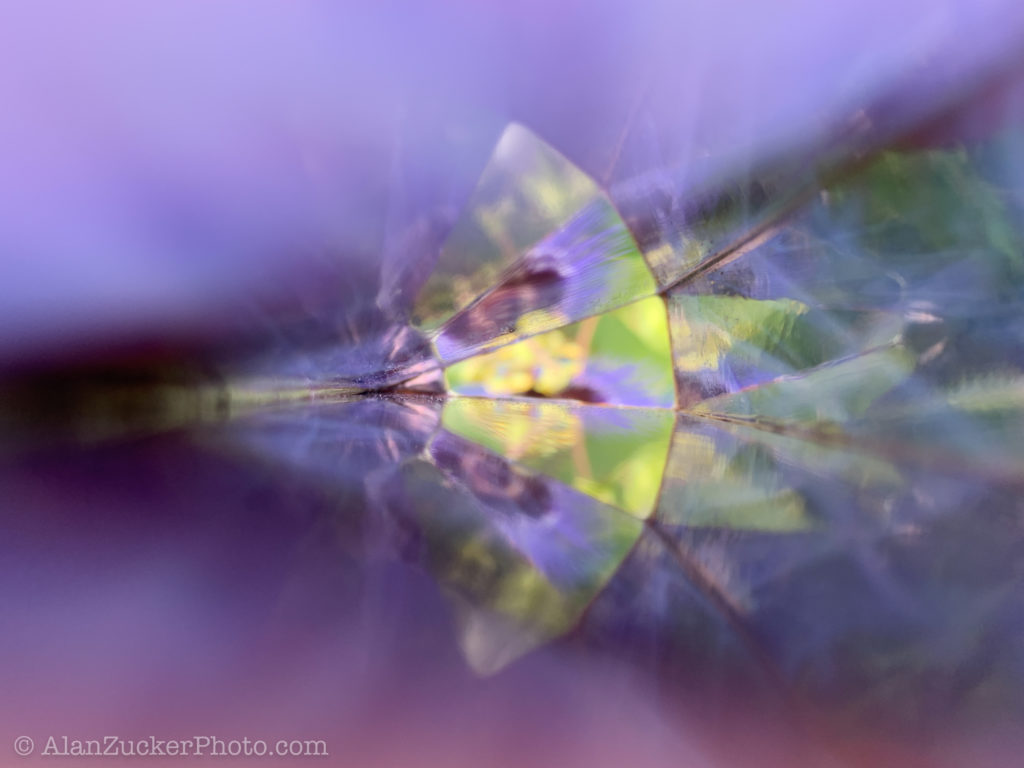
[415,124,658,368]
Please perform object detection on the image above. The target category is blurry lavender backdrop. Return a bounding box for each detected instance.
[2,2,1024,767]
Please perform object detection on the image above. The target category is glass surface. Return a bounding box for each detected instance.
[2,6,1024,766]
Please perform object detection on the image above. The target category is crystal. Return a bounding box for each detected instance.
[4,16,1024,760]
[418,125,659,366]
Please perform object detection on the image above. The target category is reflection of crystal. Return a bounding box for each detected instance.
[441,397,675,519]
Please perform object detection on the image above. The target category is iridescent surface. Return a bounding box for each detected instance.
[441,397,675,519]
[445,295,676,406]
[424,126,659,365]
[3,4,1024,768]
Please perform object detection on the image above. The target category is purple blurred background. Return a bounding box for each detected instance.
[3,3,1024,767]
[2,0,1023,373]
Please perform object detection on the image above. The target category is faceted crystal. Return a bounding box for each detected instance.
[416,125,659,366]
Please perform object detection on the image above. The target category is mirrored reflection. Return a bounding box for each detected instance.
[207,395,645,676]
[444,295,676,407]
[657,415,915,532]
[206,394,443,491]
[580,528,784,704]
[646,504,1024,733]
[589,415,1024,731]
[657,425,815,533]
[842,379,1024,483]
[375,431,642,675]
[22,377,1018,748]
[440,396,675,518]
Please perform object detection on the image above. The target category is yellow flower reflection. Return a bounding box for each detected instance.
[446,330,584,397]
